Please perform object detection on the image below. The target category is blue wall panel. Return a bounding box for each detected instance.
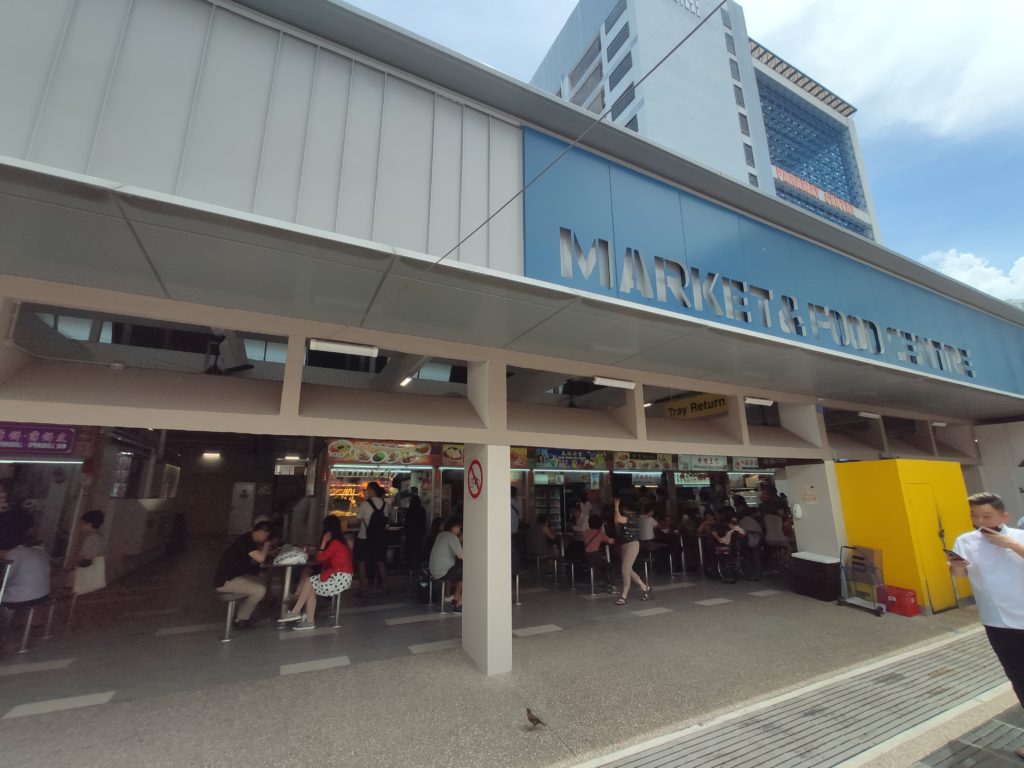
[522,127,1023,394]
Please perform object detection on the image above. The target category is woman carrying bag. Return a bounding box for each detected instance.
[613,497,651,606]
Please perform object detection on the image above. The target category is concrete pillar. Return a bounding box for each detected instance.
[974,422,1024,521]
[461,442,512,676]
[788,461,846,556]
[279,335,306,416]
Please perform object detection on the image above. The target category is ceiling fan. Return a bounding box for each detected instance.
[205,335,255,376]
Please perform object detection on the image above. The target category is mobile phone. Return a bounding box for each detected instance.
[979,526,1004,535]
[943,549,966,561]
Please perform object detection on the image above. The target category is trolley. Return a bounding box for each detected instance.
[838,545,886,617]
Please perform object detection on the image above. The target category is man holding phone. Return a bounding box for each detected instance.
[949,492,1024,760]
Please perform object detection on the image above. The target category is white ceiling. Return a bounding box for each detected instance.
[0,161,1021,422]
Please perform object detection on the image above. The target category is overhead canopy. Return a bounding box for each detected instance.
[0,159,1021,421]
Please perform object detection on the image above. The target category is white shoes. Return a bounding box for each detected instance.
[277,611,302,624]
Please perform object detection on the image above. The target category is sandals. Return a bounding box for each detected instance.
[640,586,652,601]
[615,597,627,606]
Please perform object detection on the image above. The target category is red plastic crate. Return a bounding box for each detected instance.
[883,586,919,617]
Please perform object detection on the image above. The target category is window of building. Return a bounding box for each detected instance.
[722,8,732,29]
[743,143,756,167]
[569,37,601,89]
[611,84,635,120]
[607,22,630,62]
[738,112,750,136]
[605,0,627,33]
[625,115,639,132]
[725,33,736,55]
[609,52,632,92]
[748,173,759,187]
[587,90,605,114]
[730,58,741,82]
[571,63,603,106]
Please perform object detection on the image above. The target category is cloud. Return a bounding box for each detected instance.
[739,0,1024,139]
[922,249,1024,301]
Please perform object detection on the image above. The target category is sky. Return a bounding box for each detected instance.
[343,0,1024,302]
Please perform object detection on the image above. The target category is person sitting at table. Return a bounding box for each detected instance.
[278,516,353,631]
[583,514,616,593]
[526,513,559,561]
[429,516,463,613]
[638,505,661,553]
[0,516,51,615]
[714,513,747,549]
[696,511,717,536]
[214,521,274,630]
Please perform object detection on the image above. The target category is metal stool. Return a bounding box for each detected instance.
[216,591,247,643]
[10,597,58,654]
[513,572,521,606]
[331,592,344,628]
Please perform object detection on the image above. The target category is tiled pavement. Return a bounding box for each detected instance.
[914,706,1024,768]
[590,631,1009,768]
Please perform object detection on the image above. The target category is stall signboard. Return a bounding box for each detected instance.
[631,472,663,485]
[732,456,760,471]
[663,393,729,420]
[0,423,75,454]
[327,439,433,466]
[440,445,529,468]
[612,452,673,471]
[678,454,727,471]
[674,471,711,487]
[534,448,605,470]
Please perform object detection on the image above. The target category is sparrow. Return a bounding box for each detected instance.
[527,708,545,729]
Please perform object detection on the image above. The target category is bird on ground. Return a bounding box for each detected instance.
[527,708,546,729]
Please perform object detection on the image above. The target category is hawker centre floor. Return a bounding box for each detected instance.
[0,537,1007,768]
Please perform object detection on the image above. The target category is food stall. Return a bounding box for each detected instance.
[326,438,434,528]
[532,449,607,534]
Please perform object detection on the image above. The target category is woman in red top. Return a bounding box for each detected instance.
[279,516,353,631]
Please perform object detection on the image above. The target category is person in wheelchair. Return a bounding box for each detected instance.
[709,513,748,575]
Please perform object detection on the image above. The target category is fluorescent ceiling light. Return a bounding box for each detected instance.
[931,421,947,428]
[592,376,635,390]
[309,339,379,357]
[201,451,222,459]
[283,455,301,461]
[400,376,413,387]
[857,411,881,420]
[643,402,653,408]
[744,397,775,407]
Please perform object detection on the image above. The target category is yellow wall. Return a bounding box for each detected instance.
[837,460,972,612]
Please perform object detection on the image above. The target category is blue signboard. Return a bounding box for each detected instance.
[522,128,1024,394]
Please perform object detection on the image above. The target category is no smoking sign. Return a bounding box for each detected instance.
[467,459,484,499]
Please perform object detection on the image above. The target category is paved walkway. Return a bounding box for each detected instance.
[0,540,999,767]
[913,705,1024,767]
[586,630,1008,768]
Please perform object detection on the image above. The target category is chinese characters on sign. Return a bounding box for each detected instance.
[612,452,673,471]
[0,424,75,454]
[677,454,728,471]
[534,449,605,470]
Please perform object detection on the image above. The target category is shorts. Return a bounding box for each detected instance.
[368,537,388,564]
[433,563,462,582]
[352,538,370,564]
[312,571,353,598]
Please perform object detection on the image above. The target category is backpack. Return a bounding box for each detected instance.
[366,498,388,539]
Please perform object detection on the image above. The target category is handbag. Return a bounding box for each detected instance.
[73,555,107,595]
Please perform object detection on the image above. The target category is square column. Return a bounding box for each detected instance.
[787,460,847,556]
[461,443,512,676]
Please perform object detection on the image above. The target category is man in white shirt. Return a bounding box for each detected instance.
[950,492,1024,759]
